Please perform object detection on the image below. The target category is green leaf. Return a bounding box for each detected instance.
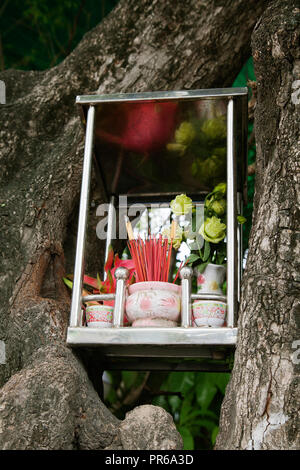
[211,426,219,446]
[203,240,211,262]
[196,373,219,409]
[237,215,247,224]
[196,383,217,410]
[180,409,209,427]
[212,373,231,394]
[190,419,216,432]
[97,272,103,292]
[152,395,169,412]
[191,213,197,233]
[179,392,194,426]
[107,269,114,292]
[196,261,209,274]
[168,395,182,416]
[222,280,227,295]
[215,253,225,265]
[164,372,195,395]
[105,387,118,406]
[195,373,230,411]
[177,426,194,450]
[187,254,200,265]
[62,277,73,289]
[164,372,184,392]
[194,409,219,420]
[121,371,138,390]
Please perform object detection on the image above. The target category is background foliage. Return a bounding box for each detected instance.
[0,0,118,70]
[2,1,256,450]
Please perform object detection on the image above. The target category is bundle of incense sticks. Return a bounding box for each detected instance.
[125,217,177,283]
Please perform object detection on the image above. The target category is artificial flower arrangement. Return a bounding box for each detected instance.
[168,185,245,327]
[169,183,246,272]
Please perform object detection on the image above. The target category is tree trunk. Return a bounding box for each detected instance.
[216,0,300,450]
[0,0,268,449]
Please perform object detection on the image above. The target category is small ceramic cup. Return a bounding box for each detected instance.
[85,304,114,328]
[192,300,226,327]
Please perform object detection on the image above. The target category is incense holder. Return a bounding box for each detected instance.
[192,300,226,327]
[85,305,114,328]
[125,281,181,326]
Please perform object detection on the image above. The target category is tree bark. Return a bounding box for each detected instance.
[0,0,268,449]
[216,0,300,450]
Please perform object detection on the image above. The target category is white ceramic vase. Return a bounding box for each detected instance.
[193,263,226,327]
[195,263,226,295]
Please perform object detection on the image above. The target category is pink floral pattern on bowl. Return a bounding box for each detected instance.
[125,281,181,326]
[192,300,226,327]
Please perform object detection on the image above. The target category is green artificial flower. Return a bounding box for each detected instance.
[199,216,226,243]
[211,182,226,197]
[166,122,196,156]
[237,215,247,224]
[191,157,226,188]
[205,183,227,215]
[170,194,193,216]
[204,155,220,177]
[175,121,196,146]
[166,142,186,156]
[191,158,201,177]
[201,117,227,141]
[193,156,217,179]
[162,225,184,250]
[208,198,226,216]
[212,147,226,158]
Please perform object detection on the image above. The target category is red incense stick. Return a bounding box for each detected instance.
[125,217,176,282]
